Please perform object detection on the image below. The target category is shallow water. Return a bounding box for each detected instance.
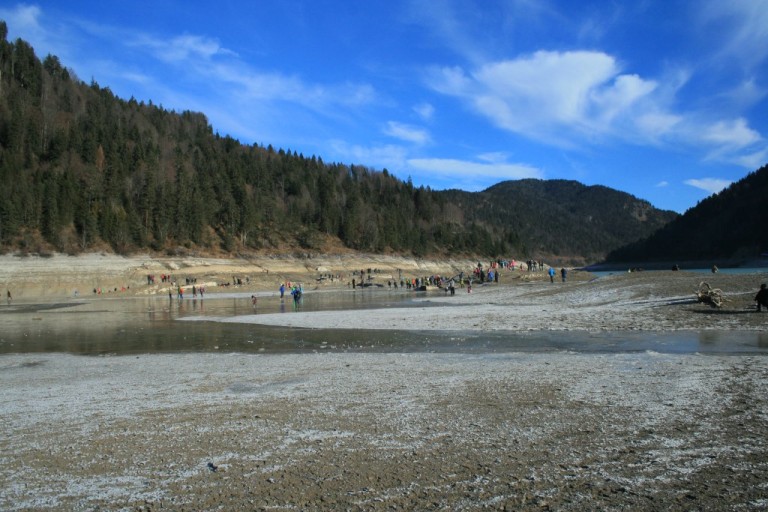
[1,289,767,356]
[590,266,768,277]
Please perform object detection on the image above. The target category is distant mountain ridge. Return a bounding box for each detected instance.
[446,180,677,264]
[0,23,677,264]
[605,165,768,264]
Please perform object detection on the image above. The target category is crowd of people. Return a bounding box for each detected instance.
[7,263,765,314]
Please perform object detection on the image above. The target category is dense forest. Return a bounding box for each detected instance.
[605,164,768,264]
[444,180,677,261]
[0,24,675,263]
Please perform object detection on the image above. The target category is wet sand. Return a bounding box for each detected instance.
[212,270,768,332]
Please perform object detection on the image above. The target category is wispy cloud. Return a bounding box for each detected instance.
[126,32,377,114]
[328,140,409,172]
[413,102,434,121]
[699,0,768,71]
[684,178,732,195]
[407,157,543,183]
[131,33,237,63]
[734,148,768,169]
[405,0,556,65]
[427,50,659,146]
[328,142,543,190]
[428,48,767,170]
[692,117,765,168]
[720,78,767,110]
[0,4,61,58]
[383,121,430,145]
[700,118,761,148]
[0,4,42,32]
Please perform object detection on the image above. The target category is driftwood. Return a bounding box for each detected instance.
[696,281,724,308]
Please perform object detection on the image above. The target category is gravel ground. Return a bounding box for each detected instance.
[1,351,768,511]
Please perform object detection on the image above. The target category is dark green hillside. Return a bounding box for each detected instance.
[443,180,677,264]
[0,23,676,263]
[605,165,768,263]
[0,24,498,257]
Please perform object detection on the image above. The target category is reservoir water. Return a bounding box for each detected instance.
[1,288,767,356]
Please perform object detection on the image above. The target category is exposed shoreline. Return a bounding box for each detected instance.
[2,254,767,510]
[206,268,768,332]
[2,252,767,333]
[2,351,767,510]
[0,252,484,301]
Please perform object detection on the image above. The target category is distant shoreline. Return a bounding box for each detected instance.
[583,257,768,272]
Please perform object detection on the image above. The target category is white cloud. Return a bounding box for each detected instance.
[700,0,768,70]
[429,48,767,170]
[147,34,236,63]
[721,78,767,110]
[413,102,435,121]
[429,65,473,96]
[693,117,765,168]
[477,152,510,164]
[700,118,761,148]
[474,51,618,126]
[0,4,55,56]
[383,121,431,145]
[635,112,683,139]
[734,148,768,169]
[590,74,657,124]
[127,31,377,116]
[119,70,152,85]
[0,4,42,32]
[328,140,409,172]
[407,157,543,181]
[655,181,669,187]
[428,50,659,144]
[326,141,543,190]
[684,178,732,194]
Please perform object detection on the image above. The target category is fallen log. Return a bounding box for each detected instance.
[696,281,725,308]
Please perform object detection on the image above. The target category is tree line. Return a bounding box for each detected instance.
[0,24,514,257]
[605,164,768,263]
[0,23,675,263]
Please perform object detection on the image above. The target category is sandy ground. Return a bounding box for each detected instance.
[0,253,481,300]
[1,254,768,510]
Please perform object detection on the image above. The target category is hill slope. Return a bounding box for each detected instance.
[444,180,677,264]
[0,23,674,263]
[605,164,768,264]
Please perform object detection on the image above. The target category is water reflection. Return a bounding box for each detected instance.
[1,290,767,356]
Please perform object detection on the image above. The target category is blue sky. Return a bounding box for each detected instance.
[2,1,767,213]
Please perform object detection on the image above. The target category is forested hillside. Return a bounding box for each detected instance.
[0,24,675,263]
[444,180,677,263]
[605,164,768,263]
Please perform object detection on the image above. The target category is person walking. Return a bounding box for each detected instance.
[756,283,768,312]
